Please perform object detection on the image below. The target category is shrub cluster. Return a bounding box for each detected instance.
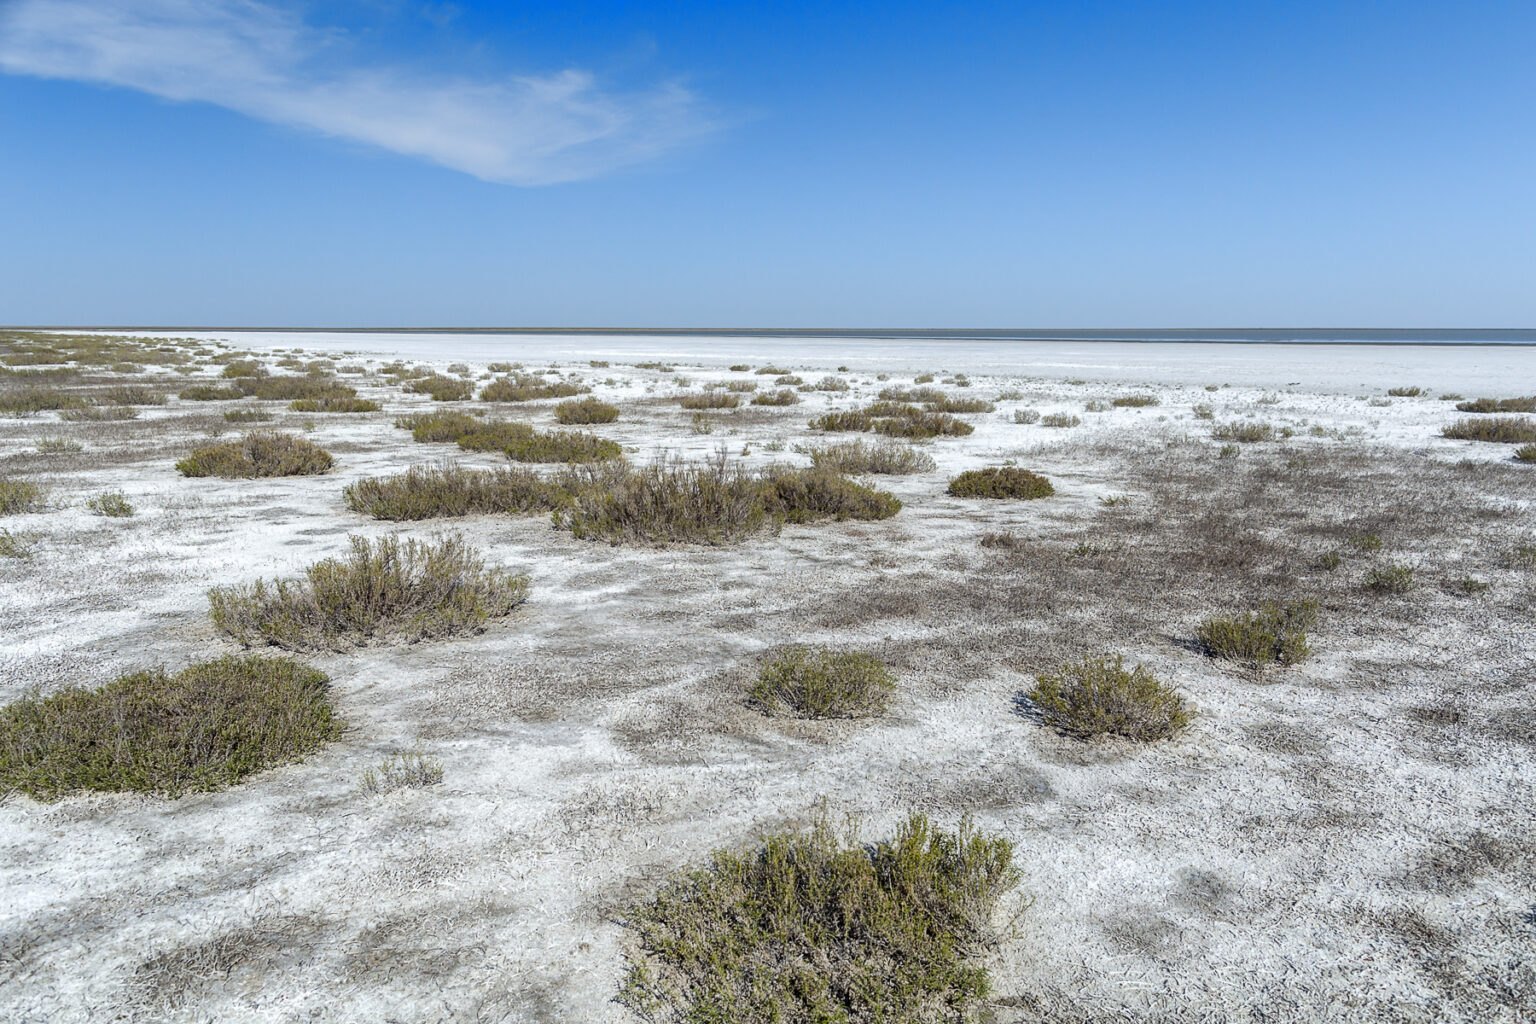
[1211,421,1277,443]
[1040,412,1080,428]
[289,396,380,413]
[1515,444,1536,463]
[396,409,482,442]
[761,467,901,523]
[209,534,530,651]
[804,438,935,474]
[1111,394,1159,407]
[810,402,974,439]
[622,812,1019,1024]
[344,463,568,520]
[750,388,800,406]
[559,456,771,545]
[176,432,334,478]
[1364,563,1416,594]
[0,478,45,514]
[481,373,588,402]
[1454,396,1536,413]
[749,647,895,718]
[398,411,622,463]
[1442,417,1536,443]
[1195,601,1316,666]
[1028,656,1191,741]
[678,392,740,410]
[236,376,358,402]
[948,467,1054,499]
[554,397,619,424]
[406,375,474,402]
[86,491,134,518]
[1387,386,1423,398]
[0,656,340,799]
[179,384,245,401]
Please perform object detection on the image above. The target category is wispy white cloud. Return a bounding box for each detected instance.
[0,0,713,185]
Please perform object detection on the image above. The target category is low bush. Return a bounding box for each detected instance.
[1027,656,1191,741]
[724,380,758,393]
[749,647,895,718]
[926,395,994,413]
[396,409,482,442]
[774,374,804,386]
[979,530,1026,550]
[948,467,1054,499]
[179,384,245,401]
[622,811,1019,1024]
[750,388,799,406]
[1454,396,1536,413]
[814,375,850,392]
[804,438,935,474]
[209,534,529,650]
[224,408,273,423]
[0,388,86,415]
[344,462,568,520]
[1212,421,1277,443]
[1365,563,1416,594]
[93,385,165,406]
[289,396,380,413]
[467,423,624,463]
[1442,417,1536,443]
[1041,412,1080,428]
[1112,394,1159,407]
[0,656,340,799]
[481,373,588,402]
[60,406,137,422]
[1515,444,1536,463]
[0,529,30,558]
[407,375,474,402]
[554,397,619,424]
[0,479,45,514]
[729,363,751,372]
[761,468,901,523]
[1195,601,1316,666]
[86,491,134,518]
[237,376,357,402]
[1387,386,1423,397]
[36,438,82,455]
[360,751,443,795]
[754,365,791,375]
[221,359,265,378]
[176,432,334,478]
[559,455,770,545]
[1013,408,1041,424]
[678,392,740,410]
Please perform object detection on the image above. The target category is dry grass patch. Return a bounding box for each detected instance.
[1442,417,1536,443]
[288,396,380,413]
[85,491,134,518]
[1387,386,1424,397]
[749,647,895,718]
[1040,412,1080,428]
[1028,656,1191,741]
[554,397,619,424]
[209,534,529,651]
[750,388,800,406]
[176,432,334,478]
[948,467,1054,499]
[406,375,474,402]
[0,656,340,800]
[360,751,443,795]
[0,478,46,514]
[1514,444,1536,463]
[803,437,936,474]
[1454,396,1536,413]
[810,403,974,439]
[1212,421,1277,443]
[481,373,588,402]
[344,462,568,520]
[678,391,740,410]
[761,467,901,523]
[621,811,1019,1023]
[1112,394,1160,407]
[179,384,245,401]
[1195,600,1316,666]
[559,456,770,545]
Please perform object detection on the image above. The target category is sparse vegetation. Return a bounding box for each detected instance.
[1515,444,1536,463]
[753,365,791,375]
[750,388,799,406]
[1040,412,1080,428]
[289,396,380,413]
[223,408,273,423]
[761,467,901,523]
[621,811,1018,1023]
[344,463,568,520]
[0,529,30,558]
[0,479,45,515]
[947,467,1054,499]
[396,409,482,442]
[86,491,134,518]
[360,751,444,795]
[481,373,588,402]
[1212,421,1277,443]
[179,384,245,401]
[558,455,770,545]
[1028,655,1191,741]
[803,438,936,474]
[407,375,474,402]
[0,656,340,800]
[176,432,334,478]
[1454,396,1536,413]
[810,402,974,439]
[1387,386,1423,397]
[1111,394,1160,407]
[678,391,740,410]
[1441,417,1536,443]
[209,534,529,651]
[750,647,895,718]
[1365,563,1416,594]
[1195,601,1316,666]
[555,397,619,424]
[1013,408,1041,424]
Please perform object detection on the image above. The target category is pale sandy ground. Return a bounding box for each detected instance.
[1,335,1533,1023]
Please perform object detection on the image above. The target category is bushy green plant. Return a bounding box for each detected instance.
[749,647,895,718]
[344,463,569,520]
[0,656,340,799]
[1195,601,1316,666]
[1211,421,1277,443]
[0,478,45,514]
[1454,396,1536,413]
[1442,417,1536,443]
[1040,412,1080,428]
[947,467,1054,499]
[407,375,474,401]
[236,376,357,402]
[622,811,1019,1024]
[1364,563,1416,594]
[678,391,740,409]
[223,408,273,423]
[480,373,588,402]
[753,365,791,375]
[1515,444,1536,463]
[221,359,265,379]
[1013,408,1041,424]
[86,491,134,518]
[761,468,901,523]
[750,388,800,406]
[559,455,771,545]
[0,529,30,558]
[396,409,482,442]
[554,397,619,424]
[804,438,936,474]
[724,380,758,393]
[1387,386,1423,397]
[1112,394,1159,407]
[1028,656,1191,741]
[179,384,245,401]
[176,432,334,478]
[289,396,380,413]
[360,750,443,795]
[209,534,529,651]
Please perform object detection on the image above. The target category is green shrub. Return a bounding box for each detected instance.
[237,376,357,402]
[1111,394,1159,408]
[622,811,1018,1024]
[289,396,380,413]
[804,438,935,474]
[179,384,245,401]
[1212,421,1277,443]
[1028,656,1191,741]
[0,387,86,414]
[926,396,994,413]
[1454,396,1536,413]
[480,373,588,402]
[1195,601,1316,666]
[749,647,895,718]
[221,359,265,379]
[774,374,804,386]
[0,479,45,514]
[1442,417,1536,443]
[0,656,340,800]
[814,375,851,392]
[92,385,165,406]
[750,388,800,406]
[1013,408,1041,424]
[466,423,624,463]
[753,365,791,375]
[1040,412,1080,428]
[344,463,568,520]
[1365,563,1416,594]
[947,467,1054,499]
[914,372,935,383]
[35,437,82,455]
[725,380,758,393]
[396,409,482,442]
[407,375,474,402]
[761,468,901,523]
[86,491,134,518]
[729,364,751,372]
[1515,444,1536,463]
[808,409,874,432]
[176,432,334,478]
[678,392,740,410]
[554,397,619,424]
[559,455,771,545]
[209,534,529,651]
[1387,386,1423,397]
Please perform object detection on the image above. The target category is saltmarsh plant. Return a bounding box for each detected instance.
[1515,444,1536,463]
[554,396,619,424]
[176,432,334,478]
[803,437,936,474]
[1441,417,1536,443]
[621,810,1019,1024]
[1364,563,1416,594]
[809,402,974,439]
[360,750,444,795]
[224,408,273,423]
[406,375,474,402]
[0,656,340,800]
[396,409,482,442]
[1013,408,1041,424]
[1454,396,1536,413]
[750,388,799,406]
[1040,412,1080,428]
[0,478,45,514]
[1112,394,1159,407]
[459,422,623,463]
[948,467,1055,499]
[85,491,134,518]
[481,373,588,402]
[678,391,740,410]
[1028,656,1191,741]
[289,396,380,413]
[1195,600,1317,666]
[559,455,770,545]
[1387,386,1424,397]
[0,529,30,558]
[749,647,895,718]
[760,467,901,523]
[1211,421,1277,443]
[209,533,530,651]
[344,462,569,520]
[179,384,245,401]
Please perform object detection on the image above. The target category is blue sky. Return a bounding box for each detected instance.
[1,1,1533,327]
